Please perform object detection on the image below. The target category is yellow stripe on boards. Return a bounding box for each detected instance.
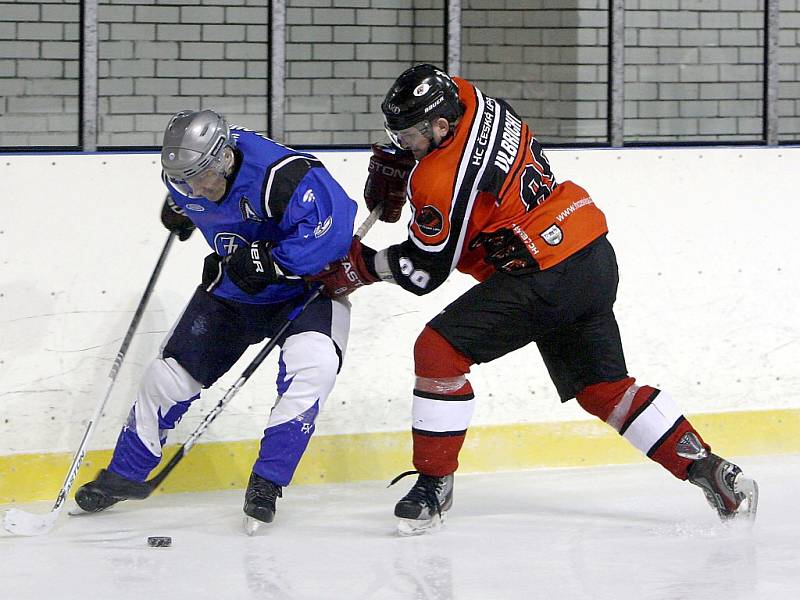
[1,408,798,504]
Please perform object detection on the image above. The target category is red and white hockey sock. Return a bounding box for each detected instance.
[576,378,709,480]
[411,326,476,477]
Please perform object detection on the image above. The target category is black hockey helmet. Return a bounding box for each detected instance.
[381,64,462,139]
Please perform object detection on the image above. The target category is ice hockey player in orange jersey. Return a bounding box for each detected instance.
[308,64,758,535]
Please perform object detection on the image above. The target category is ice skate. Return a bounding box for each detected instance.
[243,471,282,536]
[73,469,152,513]
[390,471,453,536]
[680,432,758,522]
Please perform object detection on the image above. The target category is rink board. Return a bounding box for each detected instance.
[2,146,799,505]
[1,406,797,504]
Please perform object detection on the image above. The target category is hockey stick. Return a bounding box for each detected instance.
[144,204,383,495]
[144,287,320,493]
[3,231,177,536]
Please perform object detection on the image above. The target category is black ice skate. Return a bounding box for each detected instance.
[678,433,759,522]
[390,470,454,536]
[73,469,152,513]
[243,471,282,536]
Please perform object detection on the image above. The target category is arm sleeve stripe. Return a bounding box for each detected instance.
[407,87,501,279]
[447,90,503,274]
[406,87,482,255]
[260,154,322,220]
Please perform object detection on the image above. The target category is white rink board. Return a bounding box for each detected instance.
[0,147,797,455]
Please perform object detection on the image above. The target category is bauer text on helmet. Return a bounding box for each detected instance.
[382,64,462,150]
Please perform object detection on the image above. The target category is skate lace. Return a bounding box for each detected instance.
[389,470,444,517]
[249,476,283,503]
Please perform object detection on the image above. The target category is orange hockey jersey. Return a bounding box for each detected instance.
[385,77,608,295]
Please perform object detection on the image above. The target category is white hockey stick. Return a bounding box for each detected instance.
[3,232,176,536]
[354,203,382,240]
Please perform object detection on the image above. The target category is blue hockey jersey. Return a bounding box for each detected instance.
[163,127,357,304]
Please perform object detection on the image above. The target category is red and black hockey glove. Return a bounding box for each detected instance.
[364,143,415,223]
[469,228,539,274]
[224,241,300,295]
[306,237,380,298]
[160,194,196,241]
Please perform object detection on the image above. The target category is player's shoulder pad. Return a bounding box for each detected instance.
[260,153,323,221]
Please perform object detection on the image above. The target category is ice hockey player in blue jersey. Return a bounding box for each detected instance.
[75,110,358,530]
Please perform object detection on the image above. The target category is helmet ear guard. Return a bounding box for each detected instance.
[160,110,233,187]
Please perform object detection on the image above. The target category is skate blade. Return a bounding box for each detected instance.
[243,515,265,536]
[732,475,759,522]
[67,501,116,516]
[396,513,445,537]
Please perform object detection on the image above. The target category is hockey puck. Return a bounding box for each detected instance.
[146,536,172,547]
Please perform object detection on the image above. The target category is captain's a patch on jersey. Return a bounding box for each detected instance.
[240,197,263,222]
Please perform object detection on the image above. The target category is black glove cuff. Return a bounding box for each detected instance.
[359,243,379,279]
[201,253,223,290]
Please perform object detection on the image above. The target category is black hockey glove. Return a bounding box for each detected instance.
[469,228,539,274]
[201,252,223,290]
[224,241,300,295]
[160,194,196,241]
[364,143,415,223]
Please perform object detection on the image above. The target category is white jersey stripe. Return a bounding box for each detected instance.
[449,94,503,273]
[407,87,484,255]
[406,89,501,277]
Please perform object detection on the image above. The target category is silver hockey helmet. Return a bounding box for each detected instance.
[161,110,233,196]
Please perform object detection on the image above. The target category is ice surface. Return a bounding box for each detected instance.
[1,454,797,600]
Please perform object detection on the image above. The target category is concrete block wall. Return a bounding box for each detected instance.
[461,0,609,144]
[97,0,269,147]
[283,0,444,146]
[623,0,765,142]
[1,0,800,147]
[779,0,800,140]
[0,0,80,147]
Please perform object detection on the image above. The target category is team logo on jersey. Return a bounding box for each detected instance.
[214,232,249,256]
[185,203,205,212]
[314,216,333,238]
[414,83,430,97]
[239,197,262,222]
[415,205,444,237]
[540,224,563,246]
